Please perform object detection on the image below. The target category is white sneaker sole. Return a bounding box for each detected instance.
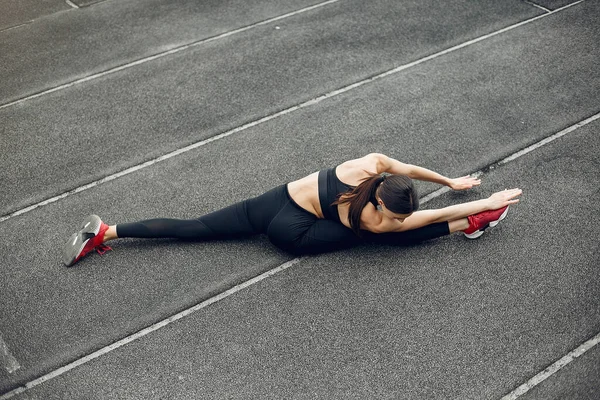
[463,206,509,239]
[63,215,102,267]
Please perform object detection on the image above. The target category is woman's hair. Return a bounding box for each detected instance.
[334,173,419,236]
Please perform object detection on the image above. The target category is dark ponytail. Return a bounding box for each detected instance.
[334,174,418,236]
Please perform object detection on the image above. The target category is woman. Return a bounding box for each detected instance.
[63,153,522,266]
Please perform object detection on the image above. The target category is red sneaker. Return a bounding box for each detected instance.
[463,206,509,239]
[63,215,112,267]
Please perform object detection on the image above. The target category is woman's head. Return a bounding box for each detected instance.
[334,173,419,235]
[375,174,419,220]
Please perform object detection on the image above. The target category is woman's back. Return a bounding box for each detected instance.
[287,154,380,227]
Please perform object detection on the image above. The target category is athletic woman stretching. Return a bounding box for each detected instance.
[63,153,522,266]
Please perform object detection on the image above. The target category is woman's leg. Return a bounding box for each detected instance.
[108,219,212,240]
[448,218,470,233]
[292,219,362,255]
[64,203,257,267]
[368,208,506,246]
[273,217,452,255]
[362,212,469,247]
[64,186,289,266]
[114,202,256,241]
[364,221,451,246]
[107,185,291,242]
[265,198,462,255]
[265,195,361,255]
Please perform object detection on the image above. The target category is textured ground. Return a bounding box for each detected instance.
[1,0,598,398]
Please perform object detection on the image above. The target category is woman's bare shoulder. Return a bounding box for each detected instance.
[358,202,384,232]
[336,153,385,185]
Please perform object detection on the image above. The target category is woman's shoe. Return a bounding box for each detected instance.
[463,206,509,239]
[63,215,111,267]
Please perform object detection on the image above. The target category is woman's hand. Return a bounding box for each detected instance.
[487,188,523,210]
[448,175,481,191]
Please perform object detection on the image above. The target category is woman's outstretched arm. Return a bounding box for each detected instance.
[373,153,481,190]
[393,188,522,232]
[366,188,522,233]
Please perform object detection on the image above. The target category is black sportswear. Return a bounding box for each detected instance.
[116,170,449,255]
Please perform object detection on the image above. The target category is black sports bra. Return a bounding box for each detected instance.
[317,167,381,223]
[319,167,378,223]
[318,168,350,223]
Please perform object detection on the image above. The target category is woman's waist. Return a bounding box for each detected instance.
[286,181,323,218]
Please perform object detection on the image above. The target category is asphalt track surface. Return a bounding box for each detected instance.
[0,0,598,398]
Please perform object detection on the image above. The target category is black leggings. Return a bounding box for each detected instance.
[116,185,450,255]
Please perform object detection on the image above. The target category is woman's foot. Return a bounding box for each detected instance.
[63,215,112,267]
[463,206,509,239]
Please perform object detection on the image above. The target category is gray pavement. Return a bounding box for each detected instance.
[7,123,600,399]
[1,0,599,398]
[523,345,600,400]
[0,0,324,103]
[0,0,542,216]
[0,0,70,31]
[532,0,577,10]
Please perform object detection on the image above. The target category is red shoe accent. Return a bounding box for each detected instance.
[463,206,509,239]
[73,221,110,263]
[95,243,112,256]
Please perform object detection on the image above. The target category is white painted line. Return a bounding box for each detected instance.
[0,333,20,374]
[0,0,341,111]
[0,22,32,33]
[419,172,485,204]
[420,186,452,204]
[0,1,587,224]
[419,111,600,204]
[524,1,552,13]
[500,331,600,399]
[498,112,600,165]
[0,257,304,399]
[65,0,80,9]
